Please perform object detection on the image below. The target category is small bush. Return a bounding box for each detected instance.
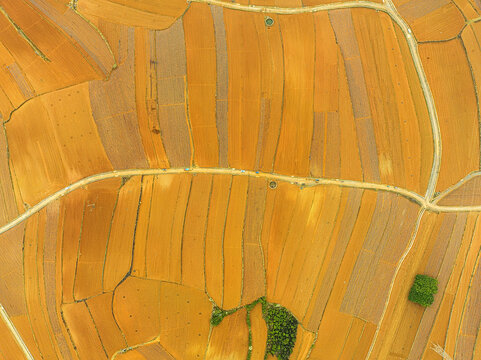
[262,302,298,360]
[408,274,438,307]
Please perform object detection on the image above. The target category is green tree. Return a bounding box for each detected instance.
[262,301,298,360]
[408,274,438,307]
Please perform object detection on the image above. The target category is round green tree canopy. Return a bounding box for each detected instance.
[262,301,298,360]
[408,274,438,307]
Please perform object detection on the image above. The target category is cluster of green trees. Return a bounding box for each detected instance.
[261,300,298,360]
[408,274,438,307]
[210,296,298,360]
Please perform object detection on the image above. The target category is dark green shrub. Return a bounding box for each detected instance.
[408,274,438,307]
[262,302,298,360]
[265,17,274,27]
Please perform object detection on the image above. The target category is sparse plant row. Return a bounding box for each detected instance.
[211,297,298,360]
[245,301,255,360]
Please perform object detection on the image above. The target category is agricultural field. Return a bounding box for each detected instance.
[0,0,480,359]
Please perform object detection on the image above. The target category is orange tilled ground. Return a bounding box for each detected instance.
[1,175,481,359]
[0,0,480,360]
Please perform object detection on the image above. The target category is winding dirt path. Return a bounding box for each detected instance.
[1,165,479,239]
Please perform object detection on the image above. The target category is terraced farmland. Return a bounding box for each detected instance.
[0,0,481,359]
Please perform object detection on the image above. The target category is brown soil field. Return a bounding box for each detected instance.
[0,1,481,359]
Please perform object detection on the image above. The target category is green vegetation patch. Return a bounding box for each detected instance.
[408,274,438,307]
[210,306,237,326]
[210,297,299,360]
[211,297,265,327]
[262,300,298,360]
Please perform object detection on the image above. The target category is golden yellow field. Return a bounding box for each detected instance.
[0,0,481,359]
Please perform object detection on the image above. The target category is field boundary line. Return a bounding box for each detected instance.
[0,5,50,61]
